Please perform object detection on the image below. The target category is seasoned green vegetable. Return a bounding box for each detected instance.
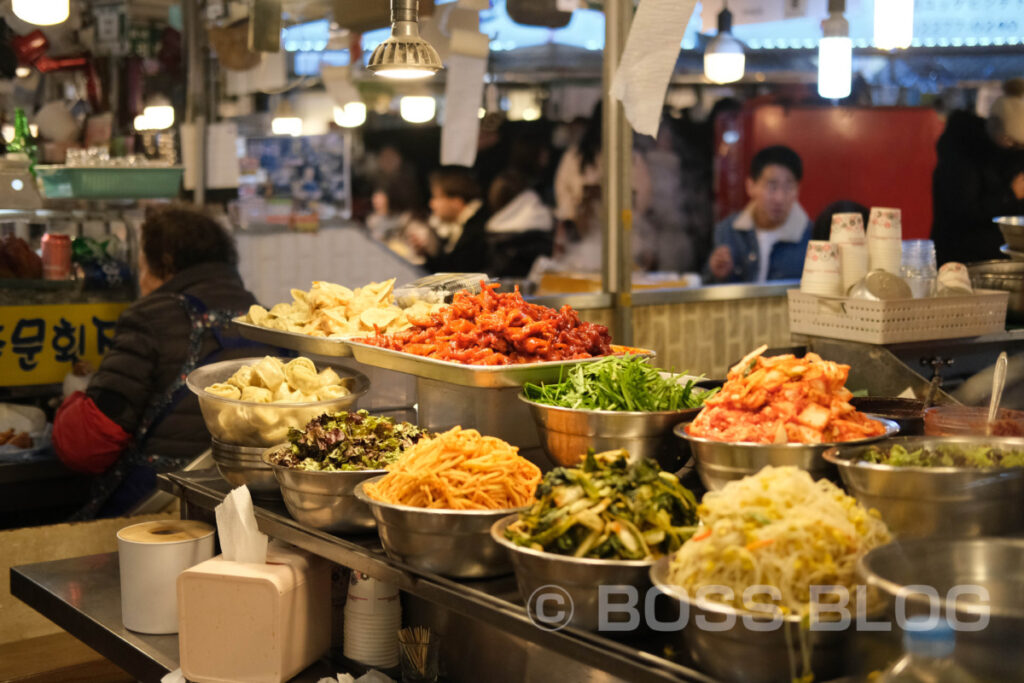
[504,450,699,560]
[268,410,429,471]
[859,443,1024,469]
[522,355,716,412]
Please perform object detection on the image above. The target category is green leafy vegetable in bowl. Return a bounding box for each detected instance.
[268,410,430,471]
[504,449,699,560]
[859,443,1024,469]
[522,355,716,412]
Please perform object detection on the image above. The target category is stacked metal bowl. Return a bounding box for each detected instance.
[210,438,279,497]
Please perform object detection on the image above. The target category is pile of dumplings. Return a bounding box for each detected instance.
[205,356,350,403]
[201,356,356,445]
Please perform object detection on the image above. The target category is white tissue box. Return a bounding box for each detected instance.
[177,542,331,683]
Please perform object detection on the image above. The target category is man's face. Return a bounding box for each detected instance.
[746,164,799,228]
[430,185,465,223]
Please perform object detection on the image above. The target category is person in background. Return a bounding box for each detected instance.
[705,145,811,283]
[366,183,431,265]
[409,166,490,273]
[53,207,262,519]
[485,169,555,277]
[931,78,1024,264]
[812,200,870,242]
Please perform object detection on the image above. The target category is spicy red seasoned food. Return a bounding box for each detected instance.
[357,282,612,365]
[688,346,887,444]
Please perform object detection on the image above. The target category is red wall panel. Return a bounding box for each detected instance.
[715,105,946,239]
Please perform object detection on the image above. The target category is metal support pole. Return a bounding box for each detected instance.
[184,0,206,206]
[601,0,633,345]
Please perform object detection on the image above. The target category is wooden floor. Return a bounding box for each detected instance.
[0,632,134,683]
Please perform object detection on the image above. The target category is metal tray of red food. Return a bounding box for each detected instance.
[343,340,655,388]
[232,316,354,357]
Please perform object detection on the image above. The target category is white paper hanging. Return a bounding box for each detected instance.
[440,52,488,167]
[610,0,698,137]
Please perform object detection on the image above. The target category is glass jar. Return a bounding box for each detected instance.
[901,239,937,298]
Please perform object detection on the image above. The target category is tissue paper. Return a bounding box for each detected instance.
[441,53,488,167]
[610,0,698,137]
[215,486,269,563]
[161,669,186,683]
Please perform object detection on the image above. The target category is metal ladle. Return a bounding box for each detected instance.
[987,352,1009,434]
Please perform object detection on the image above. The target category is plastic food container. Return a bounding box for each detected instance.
[924,406,1024,437]
[185,358,370,447]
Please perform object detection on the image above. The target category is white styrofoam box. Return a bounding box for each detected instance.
[178,542,331,683]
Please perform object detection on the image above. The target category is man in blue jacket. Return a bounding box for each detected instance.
[705,145,812,283]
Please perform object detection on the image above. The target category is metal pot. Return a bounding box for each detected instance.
[968,259,1024,324]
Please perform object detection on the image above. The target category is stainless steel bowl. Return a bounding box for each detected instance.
[210,438,280,497]
[490,515,654,631]
[995,216,1024,251]
[650,556,857,683]
[823,436,1024,539]
[859,537,1024,681]
[262,444,381,533]
[968,259,1024,324]
[354,477,524,578]
[674,418,899,491]
[520,394,700,471]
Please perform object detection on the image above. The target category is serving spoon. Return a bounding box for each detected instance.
[986,352,1009,435]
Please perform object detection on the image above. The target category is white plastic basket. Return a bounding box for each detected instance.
[787,289,1008,344]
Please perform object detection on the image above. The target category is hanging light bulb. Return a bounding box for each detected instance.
[142,95,175,130]
[818,0,852,100]
[399,96,436,123]
[15,66,32,78]
[12,0,68,26]
[333,102,367,128]
[367,0,443,80]
[704,4,745,84]
[874,0,914,50]
[271,99,303,136]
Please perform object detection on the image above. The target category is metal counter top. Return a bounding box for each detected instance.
[528,281,797,310]
[10,553,178,681]
[158,469,716,683]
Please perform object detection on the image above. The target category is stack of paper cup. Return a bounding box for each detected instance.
[937,261,973,295]
[800,240,843,297]
[343,572,401,668]
[829,212,868,293]
[867,207,903,274]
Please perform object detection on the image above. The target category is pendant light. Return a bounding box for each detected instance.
[367,0,443,80]
[874,0,914,50]
[818,0,852,100]
[271,99,303,136]
[704,3,745,85]
[399,96,436,123]
[142,95,175,130]
[334,102,367,128]
[12,0,68,26]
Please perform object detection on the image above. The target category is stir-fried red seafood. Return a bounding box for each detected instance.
[688,346,886,444]
[358,282,612,365]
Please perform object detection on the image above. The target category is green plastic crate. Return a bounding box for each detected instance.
[36,165,183,199]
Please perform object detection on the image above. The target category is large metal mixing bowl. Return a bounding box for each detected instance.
[674,418,899,490]
[490,515,654,632]
[210,438,279,497]
[650,557,859,683]
[354,478,523,578]
[520,394,700,471]
[859,537,1024,681]
[262,445,381,533]
[968,259,1024,324]
[823,436,1024,539]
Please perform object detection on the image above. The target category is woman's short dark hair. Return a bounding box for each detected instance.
[429,166,482,202]
[141,207,238,280]
[750,145,803,182]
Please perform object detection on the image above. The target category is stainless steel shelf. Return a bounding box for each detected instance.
[158,469,716,683]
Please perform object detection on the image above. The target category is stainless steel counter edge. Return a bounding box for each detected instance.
[528,281,798,310]
[159,471,717,683]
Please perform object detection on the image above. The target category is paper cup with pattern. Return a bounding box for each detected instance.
[801,240,843,297]
[867,207,903,274]
[937,261,973,294]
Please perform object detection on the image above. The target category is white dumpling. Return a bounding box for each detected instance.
[316,385,351,401]
[263,425,291,444]
[249,406,279,429]
[273,383,305,403]
[283,357,321,394]
[251,356,285,391]
[317,367,342,388]
[217,409,249,441]
[241,386,273,403]
[227,366,254,390]
[205,382,241,400]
